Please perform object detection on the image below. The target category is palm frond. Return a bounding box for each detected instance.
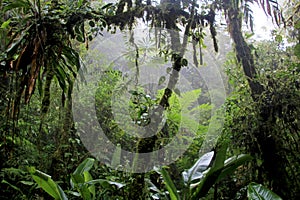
[254,0,283,25]
[1,0,104,116]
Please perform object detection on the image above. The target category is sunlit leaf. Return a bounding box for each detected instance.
[191,142,228,199]
[182,151,214,184]
[247,182,282,200]
[84,172,95,198]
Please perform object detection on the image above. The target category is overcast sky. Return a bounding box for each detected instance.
[251,3,275,40]
[251,0,285,40]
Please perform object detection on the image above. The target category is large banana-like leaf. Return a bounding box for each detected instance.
[182,151,214,184]
[70,158,95,200]
[73,158,95,177]
[191,142,228,200]
[190,147,252,199]
[247,182,282,200]
[29,167,68,200]
[216,154,253,183]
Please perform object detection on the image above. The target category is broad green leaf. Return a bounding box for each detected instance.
[29,167,68,200]
[191,141,228,200]
[73,158,95,176]
[71,174,91,200]
[84,171,93,184]
[160,167,180,200]
[79,185,91,200]
[70,158,95,199]
[84,171,95,199]
[212,142,228,170]
[216,154,253,183]
[71,174,84,186]
[182,151,214,184]
[247,182,282,200]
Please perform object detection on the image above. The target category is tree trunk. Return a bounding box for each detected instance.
[226,6,292,199]
[227,8,264,99]
[132,1,195,197]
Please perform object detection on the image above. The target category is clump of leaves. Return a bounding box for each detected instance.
[0,0,105,117]
[29,158,125,200]
[149,139,253,200]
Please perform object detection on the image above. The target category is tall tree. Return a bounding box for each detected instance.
[222,1,297,198]
[0,0,104,179]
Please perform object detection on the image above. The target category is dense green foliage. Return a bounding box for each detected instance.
[222,41,300,199]
[1,0,300,199]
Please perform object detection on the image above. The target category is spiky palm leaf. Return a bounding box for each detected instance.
[0,0,104,116]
